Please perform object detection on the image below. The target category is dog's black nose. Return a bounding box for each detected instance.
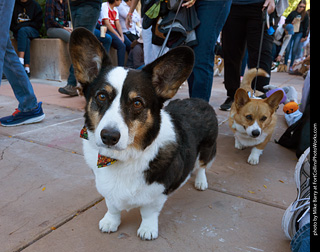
[251,129,260,138]
[100,129,120,146]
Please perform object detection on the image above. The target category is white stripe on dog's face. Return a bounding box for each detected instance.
[246,121,261,138]
[95,67,131,150]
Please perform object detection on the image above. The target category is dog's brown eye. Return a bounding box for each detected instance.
[97,93,107,102]
[133,100,142,109]
[246,114,253,120]
[260,116,267,122]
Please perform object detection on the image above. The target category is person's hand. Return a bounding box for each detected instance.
[64,27,73,33]
[126,13,132,29]
[275,55,281,62]
[300,37,307,43]
[262,0,275,14]
[119,34,125,43]
[182,0,196,9]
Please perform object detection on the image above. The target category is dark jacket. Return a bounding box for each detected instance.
[45,0,69,30]
[10,0,43,34]
[70,0,102,10]
[285,10,309,38]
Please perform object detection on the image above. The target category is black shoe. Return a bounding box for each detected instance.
[220,97,234,111]
[58,84,79,96]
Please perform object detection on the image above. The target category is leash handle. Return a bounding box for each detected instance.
[253,9,267,95]
[157,0,184,58]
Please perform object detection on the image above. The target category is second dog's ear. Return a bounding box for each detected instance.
[69,28,112,86]
[143,47,194,100]
[234,88,250,110]
[265,90,284,112]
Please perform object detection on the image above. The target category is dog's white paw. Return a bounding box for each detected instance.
[137,223,158,240]
[195,168,208,191]
[247,154,259,165]
[247,148,263,165]
[99,213,121,233]
[194,181,208,191]
[235,138,245,150]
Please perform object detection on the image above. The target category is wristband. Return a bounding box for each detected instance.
[127,12,133,16]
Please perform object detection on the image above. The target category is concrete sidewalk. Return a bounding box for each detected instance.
[0,72,305,252]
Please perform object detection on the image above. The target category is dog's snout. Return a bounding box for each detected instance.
[101,129,121,146]
[251,129,260,138]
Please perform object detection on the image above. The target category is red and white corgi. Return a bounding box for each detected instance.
[69,28,218,240]
[229,69,283,165]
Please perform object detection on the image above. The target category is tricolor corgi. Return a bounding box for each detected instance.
[69,28,218,240]
[229,69,283,165]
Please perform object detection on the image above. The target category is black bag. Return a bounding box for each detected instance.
[275,104,310,158]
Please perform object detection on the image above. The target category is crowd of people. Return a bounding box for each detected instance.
[0,1,311,250]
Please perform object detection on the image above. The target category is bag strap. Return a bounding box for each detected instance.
[157,0,184,57]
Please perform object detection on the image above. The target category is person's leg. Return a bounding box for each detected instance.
[94,28,112,52]
[246,2,273,92]
[188,0,231,102]
[0,38,45,126]
[289,32,303,68]
[123,34,132,53]
[16,26,40,65]
[0,0,44,126]
[240,47,248,77]
[107,31,126,66]
[0,0,15,81]
[221,3,247,107]
[46,27,77,94]
[47,27,71,43]
[24,38,31,67]
[71,4,101,33]
[61,3,101,96]
[142,25,153,65]
[284,36,293,66]
[290,223,310,252]
[3,39,38,112]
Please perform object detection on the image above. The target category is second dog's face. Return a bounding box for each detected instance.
[233,89,283,138]
[69,28,194,152]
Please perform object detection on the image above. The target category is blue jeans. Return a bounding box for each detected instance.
[94,28,112,53]
[188,0,232,102]
[14,26,40,65]
[107,31,131,66]
[284,32,303,68]
[291,223,310,252]
[67,3,101,86]
[0,0,38,112]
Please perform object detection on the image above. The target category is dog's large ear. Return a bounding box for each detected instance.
[265,90,284,112]
[143,46,194,100]
[234,88,250,110]
[69,28,112,86]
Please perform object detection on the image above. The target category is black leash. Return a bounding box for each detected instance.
[253,9,267,97]
[158,0,184,57]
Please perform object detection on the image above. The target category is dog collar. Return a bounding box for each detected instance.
[80,126,118,168]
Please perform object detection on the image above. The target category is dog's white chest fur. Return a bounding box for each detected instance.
[233,121,267,147]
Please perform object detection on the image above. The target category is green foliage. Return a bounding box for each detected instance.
[36,0,47,37]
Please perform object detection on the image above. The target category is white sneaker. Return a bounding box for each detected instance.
[282,147,310,239]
